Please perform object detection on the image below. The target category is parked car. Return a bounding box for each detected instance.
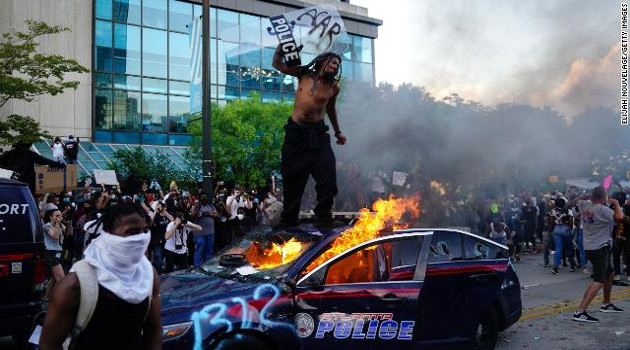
[0,178,45,343]
[160,225,521,349]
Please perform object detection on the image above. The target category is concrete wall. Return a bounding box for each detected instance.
[0,0,93,140]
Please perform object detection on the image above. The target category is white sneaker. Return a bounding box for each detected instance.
[582,268,590,274]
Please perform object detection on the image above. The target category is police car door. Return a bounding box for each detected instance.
[294,232,430,350]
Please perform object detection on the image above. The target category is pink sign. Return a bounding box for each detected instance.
[603,174,613,189]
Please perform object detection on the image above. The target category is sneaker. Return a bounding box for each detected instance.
[551,267,559,275]
[582,268,590,274]
[600,303,624,313]
[569,267,575,272]
[573,311,599,322]
[614,274,621,281]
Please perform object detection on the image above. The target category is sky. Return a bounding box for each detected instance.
[350,0,619,119]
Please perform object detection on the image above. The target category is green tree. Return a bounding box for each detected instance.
[188,94,292,188]
[0,20,89,145]
[108,147,199,189]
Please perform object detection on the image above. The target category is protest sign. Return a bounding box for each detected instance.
[94,169,119,185]
[35,165,77,194]
[264,4,350,66]
[392,171,408,187]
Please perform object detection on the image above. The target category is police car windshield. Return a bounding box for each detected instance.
[200,228,322,278]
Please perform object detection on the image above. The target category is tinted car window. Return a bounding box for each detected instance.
[322,237,423,285]
[463,235,508,260]
[428,231,463,263]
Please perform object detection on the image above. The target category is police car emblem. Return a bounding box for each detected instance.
[295,313,315,338]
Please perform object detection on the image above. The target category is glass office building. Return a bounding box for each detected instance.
[92,0,377,146]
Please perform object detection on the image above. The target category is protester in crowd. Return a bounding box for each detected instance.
[149,200,173,274]
[191,193,219,267]
[164,212,201,273]
[521,197,538,254]
[50,137,65,163]
[39,203,162,349]
[64,134,79,164]
[487,206,508,246]
[570,195,589,273]
[611,192,630,280]
[226,186,252,244]
[43,209,66,299]
[548,197,575,274]
[574,186,624,323]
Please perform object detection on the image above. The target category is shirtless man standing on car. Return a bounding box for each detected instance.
[272,44,346,228]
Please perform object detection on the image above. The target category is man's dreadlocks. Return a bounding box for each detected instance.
[303,52,342,94]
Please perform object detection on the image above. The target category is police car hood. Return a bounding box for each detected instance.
[160,269,263,323]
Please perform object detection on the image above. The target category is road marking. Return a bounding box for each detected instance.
[521,286,630,321]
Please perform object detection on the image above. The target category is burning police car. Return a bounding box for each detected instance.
[160,215,521,349]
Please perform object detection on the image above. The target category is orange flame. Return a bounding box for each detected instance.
[246,237,304,270]
[304,194,421,274]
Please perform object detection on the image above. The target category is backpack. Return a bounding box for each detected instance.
[70,260,153,339]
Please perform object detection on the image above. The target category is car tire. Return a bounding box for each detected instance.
[473,308,499,350]
[212,333,272,350]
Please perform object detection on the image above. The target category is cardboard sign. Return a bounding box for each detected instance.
[264,5,349,66]
[392,171,409,187]
[35,165,77,194]
[94,169,118,185]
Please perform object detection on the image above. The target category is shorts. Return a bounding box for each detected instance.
[44,250,62,269]
[586,246,614,283]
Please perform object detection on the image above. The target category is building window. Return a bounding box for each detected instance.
[114,0,141,25]
[142,28,168,78]
[113,23,141,76]
[93,4,375,144]
[143,0,167,29]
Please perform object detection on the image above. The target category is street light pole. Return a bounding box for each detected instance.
[201,0,213,194]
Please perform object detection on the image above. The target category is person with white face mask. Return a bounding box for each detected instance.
[40,203,162,349]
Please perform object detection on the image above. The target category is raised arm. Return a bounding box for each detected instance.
[272,43,304,77]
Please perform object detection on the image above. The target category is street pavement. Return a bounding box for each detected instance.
[497,252,630,350]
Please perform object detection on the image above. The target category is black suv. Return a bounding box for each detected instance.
[0,178,45,342]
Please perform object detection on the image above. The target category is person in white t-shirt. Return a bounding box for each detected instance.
[164,212,201,273]
[50,137,65,163]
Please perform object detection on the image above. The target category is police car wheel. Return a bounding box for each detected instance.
[473,308,499,350]
[213,333,272,350]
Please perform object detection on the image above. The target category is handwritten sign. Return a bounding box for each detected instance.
[265,4,349,64]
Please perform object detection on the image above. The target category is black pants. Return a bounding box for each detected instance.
[281,118,337,223]
[164,250,188,273]
[613,238,630,275]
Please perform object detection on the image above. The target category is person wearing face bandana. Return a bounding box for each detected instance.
[40,203,162,349]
